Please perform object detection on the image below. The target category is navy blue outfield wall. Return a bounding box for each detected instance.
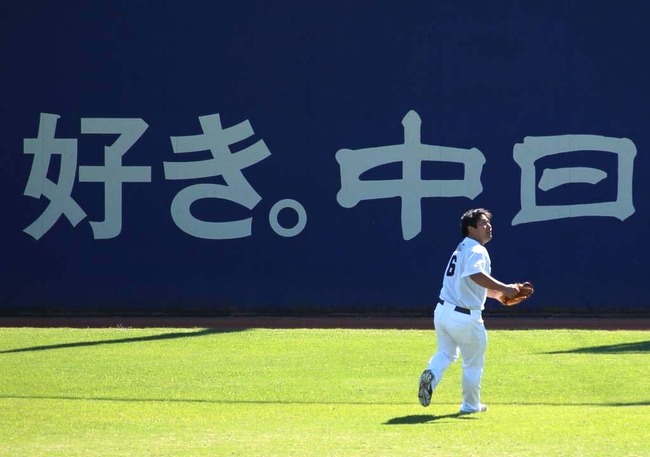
[1,2,648,315]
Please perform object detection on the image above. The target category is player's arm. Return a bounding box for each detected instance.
[470,272,519,298]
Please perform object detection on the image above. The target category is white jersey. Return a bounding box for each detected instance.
[439,237,491,310]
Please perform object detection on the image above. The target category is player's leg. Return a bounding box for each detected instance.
[456,318,488,413]
[420,305,459,402]
[419,305,460,406]
[427,315,460,387]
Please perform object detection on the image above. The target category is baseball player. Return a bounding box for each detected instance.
[418,208,523,414]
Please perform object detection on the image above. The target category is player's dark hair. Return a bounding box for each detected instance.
[460,208,492,237]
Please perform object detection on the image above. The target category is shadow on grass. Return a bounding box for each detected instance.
[384,413,468,424]
[546,340,650,354]
[383,400,650,424]
[0,328,245,354]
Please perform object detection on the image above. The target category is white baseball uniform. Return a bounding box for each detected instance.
[425,236,490,413]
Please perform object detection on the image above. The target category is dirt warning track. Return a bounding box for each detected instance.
[1,316,648,330]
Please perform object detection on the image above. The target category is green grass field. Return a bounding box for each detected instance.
[0,326,648,456]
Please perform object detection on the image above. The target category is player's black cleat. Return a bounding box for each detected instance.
[418,369,434,407]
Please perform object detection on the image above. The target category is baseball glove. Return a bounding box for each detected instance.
[499,282,534,306]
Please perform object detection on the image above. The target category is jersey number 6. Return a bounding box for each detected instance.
[446,255,457,277]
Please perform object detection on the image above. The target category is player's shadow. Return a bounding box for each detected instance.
[0,328,244,354]
[546,340,650,354]
[384,412,472,425]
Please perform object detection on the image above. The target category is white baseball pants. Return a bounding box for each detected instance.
[426,302,488,412]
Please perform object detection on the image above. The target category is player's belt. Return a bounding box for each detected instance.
[438,298,471,315]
